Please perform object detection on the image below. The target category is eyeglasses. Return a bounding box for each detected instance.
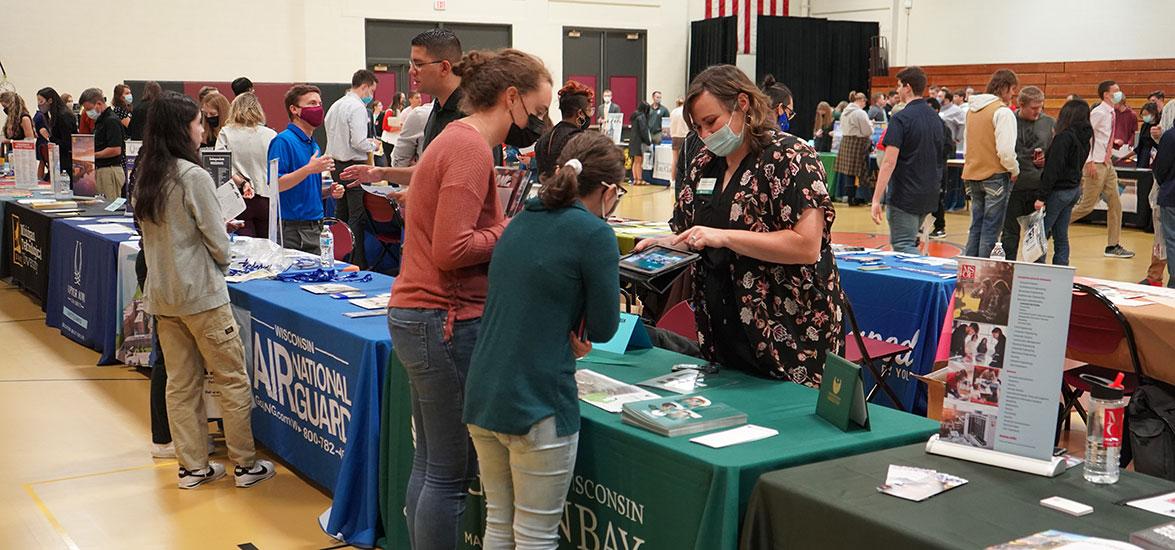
[409,59,445,71]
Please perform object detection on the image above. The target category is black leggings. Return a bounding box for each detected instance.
[136,251,171,445]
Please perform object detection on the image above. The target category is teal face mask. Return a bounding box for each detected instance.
[1112,91,1125,104]
[1144,115,1154,124]
[702,111,745,157]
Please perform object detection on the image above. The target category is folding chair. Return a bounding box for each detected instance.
[322,217,354,264]
[362,191,404,273]
[655,301,698,343]
[1057,283,1144,440]
[842,299,912,411]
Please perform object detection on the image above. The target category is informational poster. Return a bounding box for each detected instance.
[71,134,97,197]
[12,139,37,188]
[47,143,61,184]
[939,257,1074,461]
[653,143,673,181]
[123,142,138,214]
[116,240,152,367]
[200,149,233,187]
[1096,175,1138,214]
[604,112,624,144]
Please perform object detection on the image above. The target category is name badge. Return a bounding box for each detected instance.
[697,178,717,196]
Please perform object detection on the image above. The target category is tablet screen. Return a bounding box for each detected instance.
[620,246,698,276]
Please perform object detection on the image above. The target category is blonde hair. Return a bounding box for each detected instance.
[0,91,30,138]
[684,65,776,156]
[814,101,833,133]
[200,92,231,143]
[226,92,266,128]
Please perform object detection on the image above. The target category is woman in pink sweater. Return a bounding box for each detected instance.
[387,48,552,550]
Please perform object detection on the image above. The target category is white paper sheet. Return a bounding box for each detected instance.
[1127,491,1175,518]
[79,224,137,235]
[690,425,779,448]
[216,182,247,223]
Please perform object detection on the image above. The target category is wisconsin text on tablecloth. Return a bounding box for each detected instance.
[252,323,353,449]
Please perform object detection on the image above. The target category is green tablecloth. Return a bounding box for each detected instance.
[380,347,939,549]
[741,443,1175,549]
[818,152,839,198]
[611,221,674,255]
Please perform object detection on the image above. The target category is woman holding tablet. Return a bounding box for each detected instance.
[464,131,622,548]
[634,65,846,387]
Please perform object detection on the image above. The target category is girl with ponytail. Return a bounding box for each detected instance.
[464,131,624,548]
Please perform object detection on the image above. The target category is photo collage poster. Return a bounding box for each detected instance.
[71,134,97,197]
[940,257,1074,461]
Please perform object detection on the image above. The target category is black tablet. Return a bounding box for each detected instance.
[619,245,700,277]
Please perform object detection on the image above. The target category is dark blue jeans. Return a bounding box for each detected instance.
[388,308,480,550]
[964,174,1011,258]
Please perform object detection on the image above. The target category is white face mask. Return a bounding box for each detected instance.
[86,108,100,120]
[603,96,612,104]
[701,112,745,157]
[1112,91,1125,104]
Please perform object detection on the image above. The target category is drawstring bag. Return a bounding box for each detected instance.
[1018,208,1047,263]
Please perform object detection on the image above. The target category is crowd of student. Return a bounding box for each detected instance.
[817,66,1175,287]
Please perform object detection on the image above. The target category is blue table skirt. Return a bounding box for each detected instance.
[45,217,138,365]
[837,254,956,414]
[228,272,394,547]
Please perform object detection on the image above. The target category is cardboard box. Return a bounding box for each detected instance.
[917,360,951,421]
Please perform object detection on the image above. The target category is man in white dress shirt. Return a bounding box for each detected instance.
[324,69,379,268]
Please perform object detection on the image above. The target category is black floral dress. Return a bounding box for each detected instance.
[671,131,846,387]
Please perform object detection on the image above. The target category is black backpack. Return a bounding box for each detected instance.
[1128,381,1175,480]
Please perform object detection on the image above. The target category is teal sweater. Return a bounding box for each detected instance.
[464,199,621,436]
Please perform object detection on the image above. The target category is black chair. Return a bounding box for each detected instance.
[842,299,912,412]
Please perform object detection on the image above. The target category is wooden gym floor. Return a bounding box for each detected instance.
[0,184,1152,548]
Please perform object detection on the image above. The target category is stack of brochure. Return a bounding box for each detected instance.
[876,465,967,502]
[575,369,659,413]
[621,396,746,437]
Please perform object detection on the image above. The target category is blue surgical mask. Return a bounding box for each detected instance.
[124,94,133,103]
[361,94,373,105]
[702,112,745,157]
[1143,114,1154,124]
[1112,91,1125,104]
[778,113,790,132]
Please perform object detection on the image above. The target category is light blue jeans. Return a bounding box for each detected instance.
[469,417,579,550]
[1162,206,1175,288]
[388,308,481,550]
[964,174,1011,258]
[1042,186,1082,266]
[887,205,927,255]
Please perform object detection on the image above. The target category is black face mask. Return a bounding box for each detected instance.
[505,98,546,148]
[206,115,220,129]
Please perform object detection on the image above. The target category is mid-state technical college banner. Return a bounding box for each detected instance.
[939,257,1074,461]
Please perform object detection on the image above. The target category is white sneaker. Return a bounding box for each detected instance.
[234,459,277,488]
[177,462,226,489]
[151,442,176,459]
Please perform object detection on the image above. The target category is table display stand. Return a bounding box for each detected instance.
[924,435,1066,477]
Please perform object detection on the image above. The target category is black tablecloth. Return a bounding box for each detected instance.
[5,200,124,305]
[741,443,1175,549]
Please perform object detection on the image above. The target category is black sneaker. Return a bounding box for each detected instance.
[1104,245,1135,258]
[234,459,277,488]
[929,229,947,240]
[177,462,226,489]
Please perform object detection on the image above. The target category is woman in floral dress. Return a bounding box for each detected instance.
[634,65,846,387]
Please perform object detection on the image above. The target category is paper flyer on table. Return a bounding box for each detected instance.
[939,257,1074,461]
[877,465,967,502]
[575,369,658,413]
[1126,491,1175,518]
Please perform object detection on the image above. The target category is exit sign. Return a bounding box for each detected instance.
[434,0,446,10]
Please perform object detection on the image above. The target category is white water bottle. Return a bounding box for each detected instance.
[990,241,1006,260]
[54,170,73,199]
[1084,373,1126,484]
[319,224,334,269]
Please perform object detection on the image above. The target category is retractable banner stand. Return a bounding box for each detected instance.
[71,134,97,197]
[12,140,37,189]
[927,257,1075,476]
[268,158,281,246]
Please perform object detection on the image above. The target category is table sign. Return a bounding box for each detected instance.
[12,139,37,188]
[604,112,624,144]
[71,134,97,197]
[593,312,652,354]
[926,257,1074,476]
[200,149,233,187]
[817,354,870,431]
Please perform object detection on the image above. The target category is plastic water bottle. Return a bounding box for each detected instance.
[319,224,334,270]
[990,241,1006,260]
[54,170,72,199]
[1084,373,1126,484]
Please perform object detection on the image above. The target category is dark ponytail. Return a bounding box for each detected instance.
[539,132,624,209]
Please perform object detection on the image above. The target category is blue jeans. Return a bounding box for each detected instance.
[388,308,481,550]
[964,174,1011,257]
[887,205,926,255]
[1162,207,1175,288]
[1043,186,1082,266]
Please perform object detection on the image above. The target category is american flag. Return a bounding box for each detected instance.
[704,0,790,55]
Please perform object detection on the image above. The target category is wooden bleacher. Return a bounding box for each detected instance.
[871,59,1175,114]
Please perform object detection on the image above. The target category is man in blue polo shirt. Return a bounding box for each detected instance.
[870,66,946,255]
[268,84,342,254]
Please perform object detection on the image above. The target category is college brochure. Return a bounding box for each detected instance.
[300,284,359,295]
[575,369,658,413]
[620,396,746,437]
[987,530,1141,550]
[1127,492,1175,519]
[1132,520,1175,550]
[348,294,391,310]
[876,465,967,502]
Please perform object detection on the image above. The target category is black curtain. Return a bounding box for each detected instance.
[690,17,738,85]
[756,17,878,141]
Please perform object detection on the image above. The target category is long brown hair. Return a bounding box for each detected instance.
[200,92,231,144]
[684,65,776,157]
[112,84,131,109]
[813,101,833,133]
[0,92,30,138]
[539,132,624,209]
